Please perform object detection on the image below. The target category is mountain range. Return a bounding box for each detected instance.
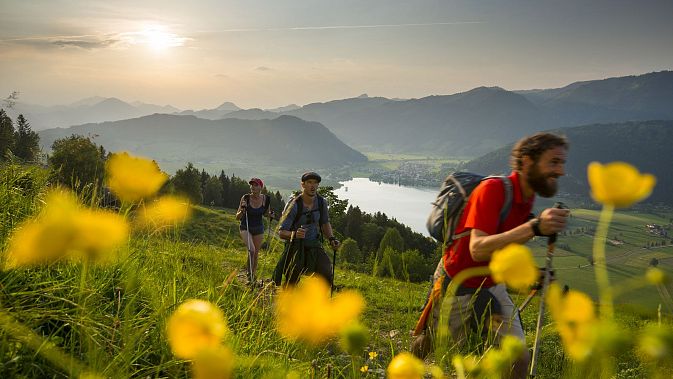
[268,71,673,156]
[6,97,180,130]
[15,70,673,157]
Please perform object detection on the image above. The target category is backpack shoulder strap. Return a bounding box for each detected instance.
[243,194,250,207]
[452,176,513,241]
[497,176,513,226]
[290,195,304,230]
[317,195,326,225]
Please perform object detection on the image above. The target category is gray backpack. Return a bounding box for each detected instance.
[426,172,513,245]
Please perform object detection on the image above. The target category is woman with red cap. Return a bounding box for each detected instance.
[236,177,273,282]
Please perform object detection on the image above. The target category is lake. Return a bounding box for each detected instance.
[334,178,438,236]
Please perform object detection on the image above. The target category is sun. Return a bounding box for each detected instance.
[136,25,185,51]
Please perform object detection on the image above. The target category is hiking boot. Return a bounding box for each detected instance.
[410,332,433,359]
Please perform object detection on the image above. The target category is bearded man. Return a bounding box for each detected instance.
[444,132,570,379]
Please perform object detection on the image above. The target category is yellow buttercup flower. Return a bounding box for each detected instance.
[546,284,597,361]
[106,152,168,203]
[167,299,229,359]
[489,244,538,291]
[4,190,128,268]
[429,365,444,379]
[387,352,425,379]
[587,161,656,208]
[192,346,235,379]
[138,196,191,229]
[369,351,378,360]
[275,276,365,346]
[499,335,525,360]
[637,324,673,362]
[71,209,129,261]
[360,365,368,373]
[645,267,667,285]
[479,336,525,376]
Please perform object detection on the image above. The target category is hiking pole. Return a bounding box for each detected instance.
[330,242,338,297]
[244,204,254,284]
[530,202,567,378]
[518,288,539,314]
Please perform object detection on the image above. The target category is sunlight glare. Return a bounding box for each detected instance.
[136,25,185,51]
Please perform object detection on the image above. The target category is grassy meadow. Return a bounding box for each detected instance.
[1,161,672,378]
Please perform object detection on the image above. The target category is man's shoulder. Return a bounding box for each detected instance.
[474,176,507,196]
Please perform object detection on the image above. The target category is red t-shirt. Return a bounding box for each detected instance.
[444,171,534,288]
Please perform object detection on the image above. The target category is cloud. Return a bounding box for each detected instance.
[1,34,120,50]
[255,66,272,72]
[52,38,119,49]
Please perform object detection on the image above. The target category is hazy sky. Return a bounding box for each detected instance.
[1,0,672,109]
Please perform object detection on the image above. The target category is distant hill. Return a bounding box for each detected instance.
[176,101,241,120]
[37,114,367,170]
[518,71,673,127]
[265,104,301,113]
[222,108,279,120]
[463,120,673,205]
[6,97,180,131]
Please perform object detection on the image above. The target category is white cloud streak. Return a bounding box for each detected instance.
[207,21,483,33]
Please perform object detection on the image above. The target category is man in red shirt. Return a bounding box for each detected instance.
[446,133,569,379]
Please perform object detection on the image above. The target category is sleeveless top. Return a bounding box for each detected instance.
[240,195,266,229]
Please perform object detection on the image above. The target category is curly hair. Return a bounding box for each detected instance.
[510,133,568,170]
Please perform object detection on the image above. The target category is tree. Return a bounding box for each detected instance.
[319,186,348,232]
[0,109,15,160]
[272,191,285,215]
[203,176,224,206]
[219,171,230,206]
[378,227,404,255]
[375,247,400,279]
[360,222,385,260]
[344,205,364,243]
[200,169,210,193]
[49,135,105,193]
[14,114,40,161]
[172,162,203,204]
[339,238,362,264]
[401,249,432,282]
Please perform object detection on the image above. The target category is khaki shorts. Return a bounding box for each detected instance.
[447,283,525,346]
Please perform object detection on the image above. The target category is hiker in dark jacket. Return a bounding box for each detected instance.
[236,177,273,281]
[274,172,340,286]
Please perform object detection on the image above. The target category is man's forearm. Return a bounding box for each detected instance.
[279,230,293,240]
[469,220,536,262]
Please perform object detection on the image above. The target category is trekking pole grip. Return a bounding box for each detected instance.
[547,202,566,245]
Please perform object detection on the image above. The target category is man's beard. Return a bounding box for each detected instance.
[528,163,558,198]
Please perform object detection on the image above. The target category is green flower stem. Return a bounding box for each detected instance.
[611,277,649,299]
[592,204,614,319]
[436,266,491,364]
[0,309,89,377]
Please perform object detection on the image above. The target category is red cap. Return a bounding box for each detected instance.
[249,177,264,187]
